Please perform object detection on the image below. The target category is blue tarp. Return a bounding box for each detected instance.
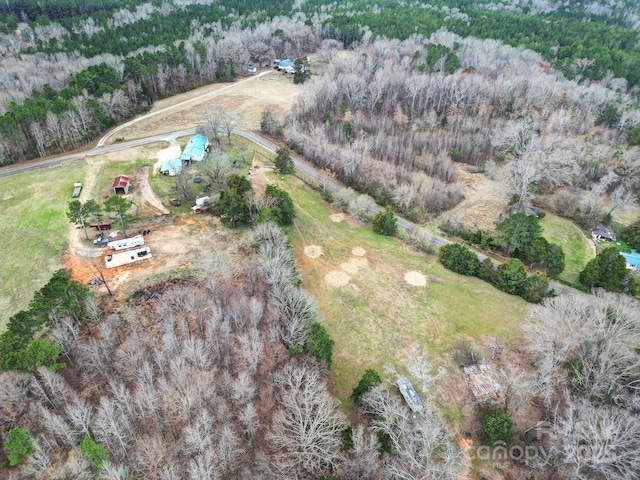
[180,134,209,162]
[620,249,640,269]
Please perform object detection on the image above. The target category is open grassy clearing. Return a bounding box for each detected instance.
[0,161,88,330]
[275,173,529,407]
[540,214,594,287]
[111,72,302,141]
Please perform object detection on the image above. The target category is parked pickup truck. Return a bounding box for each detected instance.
[93,237,109,246]
[72,182,82,198]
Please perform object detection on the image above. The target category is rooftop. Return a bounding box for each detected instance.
[397,378,423,412]
[111,175,130,189]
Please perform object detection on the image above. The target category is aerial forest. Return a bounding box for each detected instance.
[1,0,640,479]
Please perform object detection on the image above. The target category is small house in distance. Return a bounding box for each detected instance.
[160,158,182,176]
[397,378,423,412]
[180,134,209,163]
[112,175,130,194]
[591,224,616,243]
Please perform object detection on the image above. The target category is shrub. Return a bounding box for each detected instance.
[621,220,640,251]
[482,411,513,445]
[495,258,527,295]
[263,184,295,226]
[4,428,34,466]
[372,206,398,236]
[79,437,107,470]
[438,243,479,276]
[477,258,497,284]
[289,343,304,359]
[520,274,550,303]
[351,369,382,404]
[306,322,334,366]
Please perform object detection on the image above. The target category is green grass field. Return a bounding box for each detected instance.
[540,214,594,287]
[0,161,88,330]
[276,174,529,406]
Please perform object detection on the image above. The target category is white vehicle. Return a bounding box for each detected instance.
[107,234,144,251]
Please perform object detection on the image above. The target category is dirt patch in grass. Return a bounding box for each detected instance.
[351,246,366,256]
[404,271,427,286]
[330,213,347,223]
[340,257,368,274]
[440,165,510,231]
[325,270,350,287]
[304,245,323,259]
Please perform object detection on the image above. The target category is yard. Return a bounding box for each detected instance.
[539,214,595,287]
[275,173,529,407]
[0,161,88,329]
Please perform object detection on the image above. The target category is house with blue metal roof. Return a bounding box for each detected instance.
[278,59,295,71]
[160,158,182,176]
[180,134,210,162]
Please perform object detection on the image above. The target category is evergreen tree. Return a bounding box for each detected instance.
[372,206,397,236]
[579,247,627,291]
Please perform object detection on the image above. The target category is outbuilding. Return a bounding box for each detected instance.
[160,158,182,176]
[112,175,130,194]
[180,134,210,163]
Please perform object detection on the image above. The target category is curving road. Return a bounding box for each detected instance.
[0,69,451,248]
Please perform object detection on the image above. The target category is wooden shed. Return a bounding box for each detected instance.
[112,175,130,194]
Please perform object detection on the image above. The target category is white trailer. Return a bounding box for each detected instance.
[107,234,144,251]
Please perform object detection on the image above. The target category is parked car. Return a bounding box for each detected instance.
[247,64,257,73]
[93,237,109,246]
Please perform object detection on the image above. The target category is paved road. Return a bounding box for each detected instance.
[0,128,450,248]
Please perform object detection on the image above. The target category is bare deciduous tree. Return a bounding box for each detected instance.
[269,365,347,477]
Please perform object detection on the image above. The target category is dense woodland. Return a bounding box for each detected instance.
[287,31,640,224]
[1,0,640,165]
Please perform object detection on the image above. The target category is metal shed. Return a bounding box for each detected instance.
[112,175,130,194]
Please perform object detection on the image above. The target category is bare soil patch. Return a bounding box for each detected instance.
[64,215,232,299]
[325,270,350,287]
[404,271,427,287]
[340,257,368,274]
[329,213,346,223]
[131,166,170,216]
[304,245,324,259]
[351,246,366,256]
[441,165,510,231]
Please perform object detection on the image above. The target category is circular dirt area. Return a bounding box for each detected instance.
[340,257,368,274]
[405,271,427,287]
[330,213,346,223]
[304,245,324,259]
[352,246,366,257]
[325,270,350,287]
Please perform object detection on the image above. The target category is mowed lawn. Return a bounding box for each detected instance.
[540,214,594,287]
[0,161,88,330]
[275,174,529,406]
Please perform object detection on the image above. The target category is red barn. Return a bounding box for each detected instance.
[112,175,130,194]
